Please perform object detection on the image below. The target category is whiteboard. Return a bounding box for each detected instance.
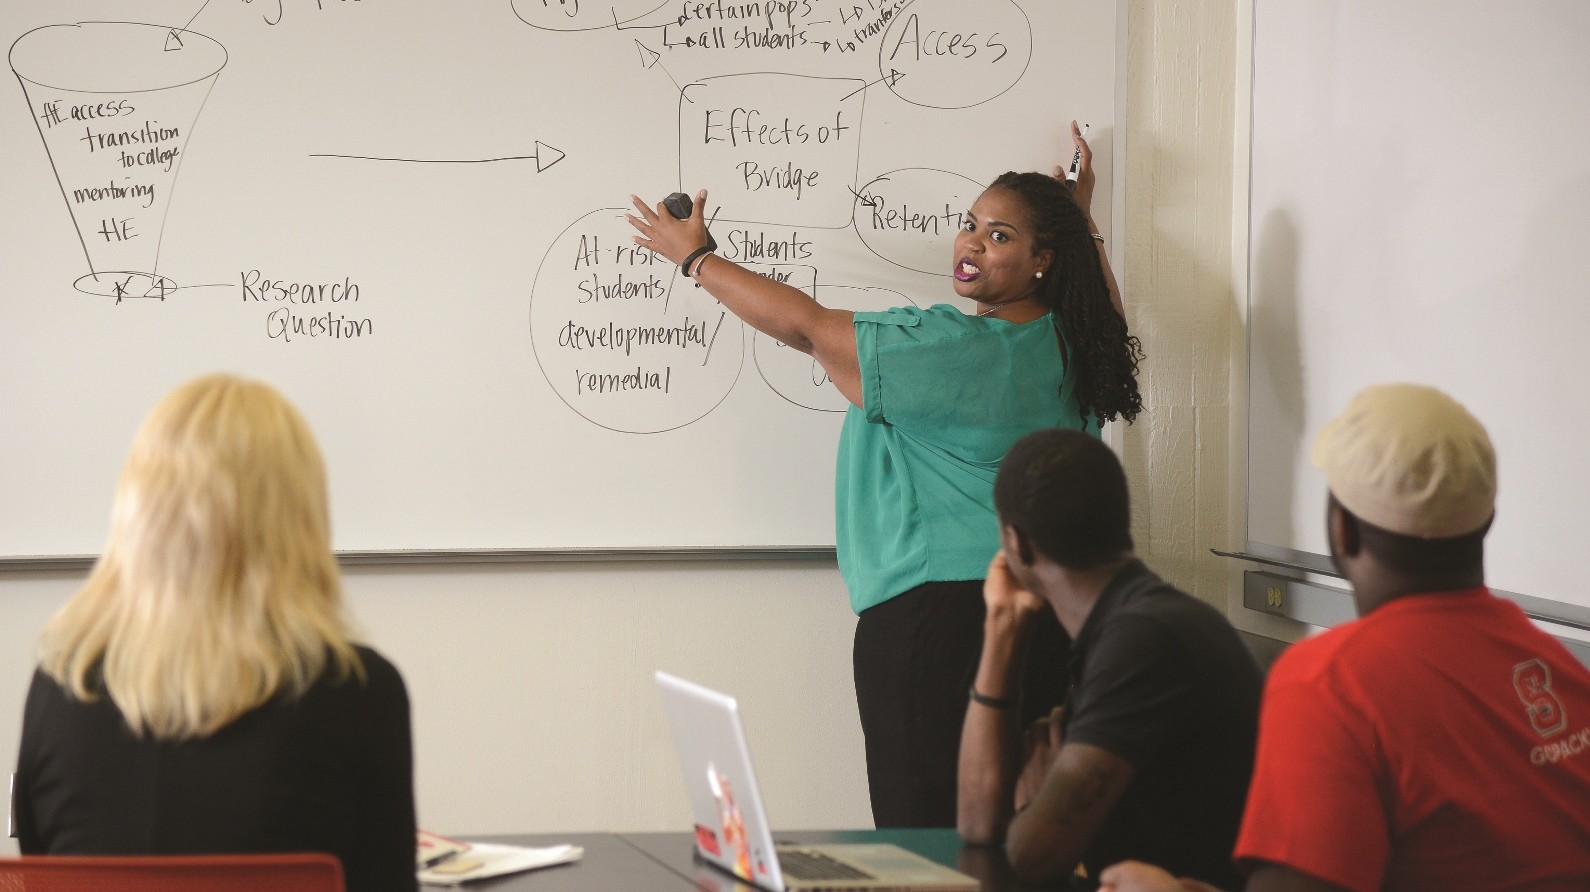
[1246,1,1590,613]
[1,0,1120,559]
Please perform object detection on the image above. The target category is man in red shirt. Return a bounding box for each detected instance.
[1100,383,1590,892]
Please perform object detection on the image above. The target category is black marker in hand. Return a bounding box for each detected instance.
[664,191,716,251]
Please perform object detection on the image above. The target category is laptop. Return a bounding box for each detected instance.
[654,671,979,892]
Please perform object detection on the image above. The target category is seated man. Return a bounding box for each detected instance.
[1101,383,1590,892]
[957,429,1262,888]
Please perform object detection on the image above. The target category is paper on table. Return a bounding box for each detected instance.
[416,829,471,869]
[417,841,584,886]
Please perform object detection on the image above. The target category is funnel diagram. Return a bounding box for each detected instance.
[10,21,225,301]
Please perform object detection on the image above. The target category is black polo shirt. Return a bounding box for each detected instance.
[1060,560,1261,889]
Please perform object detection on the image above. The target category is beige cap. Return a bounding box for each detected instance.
[1311,383,1496,538]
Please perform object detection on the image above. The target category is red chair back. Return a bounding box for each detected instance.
[0,853,344,891]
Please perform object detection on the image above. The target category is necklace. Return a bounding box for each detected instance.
[976,296,1032,318]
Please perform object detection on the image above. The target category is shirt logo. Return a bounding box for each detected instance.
[1513,658,1569,738]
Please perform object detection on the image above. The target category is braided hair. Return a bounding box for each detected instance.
[989,171,1144,425]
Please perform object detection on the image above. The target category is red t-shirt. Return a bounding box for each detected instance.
[1234,588,1590,891]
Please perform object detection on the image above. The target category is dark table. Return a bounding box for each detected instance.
[457,833,693,891]
[466,829,1085,891]
[623,828,1084,892]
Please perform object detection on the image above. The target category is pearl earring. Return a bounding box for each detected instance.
[1035,270,1044,279]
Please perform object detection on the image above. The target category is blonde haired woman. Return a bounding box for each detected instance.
[13,374,416,892]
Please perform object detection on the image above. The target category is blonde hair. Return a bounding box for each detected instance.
[39,373,360,740]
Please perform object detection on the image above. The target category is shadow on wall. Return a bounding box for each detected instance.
[1248,209,1302,551]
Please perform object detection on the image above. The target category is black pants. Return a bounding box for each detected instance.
[853,580,1070,828]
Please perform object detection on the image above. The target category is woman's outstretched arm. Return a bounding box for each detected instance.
[628,191,862,406]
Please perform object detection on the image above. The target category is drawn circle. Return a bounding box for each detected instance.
[877,0,1032,110]
[754,286,918,413]
[9,21,227,92]
[510,0,670,32]
[851,169,984,276]
[529,209,743,433]
[73,272,178,300]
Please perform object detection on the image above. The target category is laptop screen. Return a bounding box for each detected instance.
[655,670,788,891]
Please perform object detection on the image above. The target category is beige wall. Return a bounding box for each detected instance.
[1119,0,1243,604]
[1120,0,1304,645]
[2,560,869,847]
[2,0,1295,853]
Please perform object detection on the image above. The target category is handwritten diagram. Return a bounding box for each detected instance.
[524,0,1038,431]
[10,21,225,300]
[0,0,1113,554]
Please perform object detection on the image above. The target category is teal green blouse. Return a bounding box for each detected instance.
[835,304,1097,614]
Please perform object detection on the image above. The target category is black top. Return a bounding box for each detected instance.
[1061,560,1262,889]
[14,645,417,892]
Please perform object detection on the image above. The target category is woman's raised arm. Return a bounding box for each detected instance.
[1055,121,1124,320]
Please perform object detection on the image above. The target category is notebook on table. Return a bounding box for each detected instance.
[654,670,979,892]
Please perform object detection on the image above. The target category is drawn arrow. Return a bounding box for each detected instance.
[309,140,567,173]
[530,139,565,173]
[842,69,906,101]
[635,40,661,69]
[633,40,693,103]
[849,178,889,209]
[167,0,216,50]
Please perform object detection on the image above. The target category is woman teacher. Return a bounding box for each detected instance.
[629,122,1143,827]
